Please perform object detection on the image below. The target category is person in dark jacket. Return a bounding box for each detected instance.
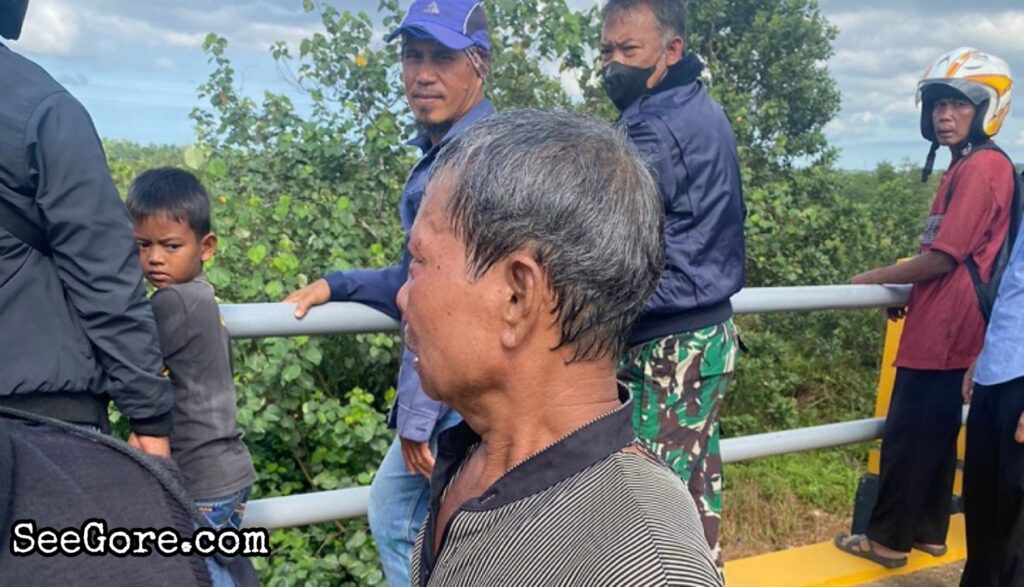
[600,0,745,568]
[283,1,493,584]
[0,409,231,587]
[0,0,172,457]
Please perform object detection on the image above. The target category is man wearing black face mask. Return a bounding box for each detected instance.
[601,0,745,570]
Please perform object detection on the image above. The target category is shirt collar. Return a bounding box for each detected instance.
[406,98,495,154]
[431,384,636,512]
[418,385,636,583]
[650,51,704,96]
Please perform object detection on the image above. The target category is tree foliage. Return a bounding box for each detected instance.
[98,0,942,583]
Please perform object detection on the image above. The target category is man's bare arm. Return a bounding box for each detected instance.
[851,250,957,285]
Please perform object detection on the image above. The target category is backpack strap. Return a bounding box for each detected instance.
[944,142,999,205]
[0,183,49,255]
[943,142,1021,322]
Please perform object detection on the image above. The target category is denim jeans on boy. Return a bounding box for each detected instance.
[196,486,251,530]
[369,409,462,587]
[196,486,251,587]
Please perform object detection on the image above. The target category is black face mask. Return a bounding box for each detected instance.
[602,61,657,111]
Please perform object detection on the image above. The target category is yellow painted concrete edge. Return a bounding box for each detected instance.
[723,514,965,587]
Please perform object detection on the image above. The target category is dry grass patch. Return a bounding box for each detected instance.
[719,447,869,561]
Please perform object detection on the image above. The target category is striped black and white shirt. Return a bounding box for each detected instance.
[412,392,722,586]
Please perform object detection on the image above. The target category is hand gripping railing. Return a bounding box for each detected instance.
[226,284,912,530]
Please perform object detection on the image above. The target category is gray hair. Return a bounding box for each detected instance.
[428,109,665,363]
[602,0,687,42]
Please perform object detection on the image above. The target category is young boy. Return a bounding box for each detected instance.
[127,167,256,531]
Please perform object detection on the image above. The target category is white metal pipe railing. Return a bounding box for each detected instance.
[720,416,884,465]
[243,406,969,530]
[244,419,885,530]
[228,284,914,530]
[245,487,370,530]
[221,284,912,338]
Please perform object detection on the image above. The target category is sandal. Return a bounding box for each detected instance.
[834,534,908,569]
[912,542,948,557]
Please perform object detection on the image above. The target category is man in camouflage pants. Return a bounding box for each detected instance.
[601,0,746,568]
[620,322,739,565]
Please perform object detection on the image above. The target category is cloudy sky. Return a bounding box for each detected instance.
[6,0,1024,169]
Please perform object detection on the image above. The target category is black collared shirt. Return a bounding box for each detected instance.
[412,388,722,586]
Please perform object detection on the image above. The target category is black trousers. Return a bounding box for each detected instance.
[868,367,965,552]
[961,376,1024,587]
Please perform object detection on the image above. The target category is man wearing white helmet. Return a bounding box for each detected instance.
[836,47,1017,569]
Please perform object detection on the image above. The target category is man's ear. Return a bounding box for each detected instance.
[666,35,685,66]
[499,252,547,350]
[200,233,217,262]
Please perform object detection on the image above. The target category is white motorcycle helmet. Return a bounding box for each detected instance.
[916,47,1013,180]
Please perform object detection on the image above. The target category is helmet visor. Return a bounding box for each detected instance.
[918,78,990,106]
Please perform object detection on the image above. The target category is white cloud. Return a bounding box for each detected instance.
[234,22,321,53]
[12,0,323,59]
[851,111,876,125]
[154,57,176,70]
[56,71,88,86]
[11,0,79,56]
[9,0,1024,167]
[823,118,846,135]
[91,14,206,49]
[824,6,1024,165]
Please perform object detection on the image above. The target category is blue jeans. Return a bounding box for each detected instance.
[196,486,251,587]
[196,486,251,530]
[369,409,462,587]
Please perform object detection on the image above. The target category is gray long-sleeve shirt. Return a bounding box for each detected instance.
[0,42,172,434]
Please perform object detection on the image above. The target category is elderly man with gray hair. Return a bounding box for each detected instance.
[396,108,721,586]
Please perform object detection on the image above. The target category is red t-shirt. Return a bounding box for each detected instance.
[895,147,1015,370]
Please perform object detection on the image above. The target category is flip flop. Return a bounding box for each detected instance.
[912,542,948,557]
[834,534,908,569]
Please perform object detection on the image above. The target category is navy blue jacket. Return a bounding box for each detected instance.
[0,43,172,435]
[325,99,494,442]
[620,56,746,345]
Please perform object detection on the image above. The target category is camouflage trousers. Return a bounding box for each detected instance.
[618,319,738,568]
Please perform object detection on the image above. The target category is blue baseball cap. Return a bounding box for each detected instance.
[385,0,490,51]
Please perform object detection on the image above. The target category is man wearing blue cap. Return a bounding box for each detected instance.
[284,1,492,584]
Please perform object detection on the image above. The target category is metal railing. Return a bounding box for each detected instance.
[230,284,912,530]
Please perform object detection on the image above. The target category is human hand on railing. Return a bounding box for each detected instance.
[400,436,435,478]
[962,363,975,404]
[284,278,331,319]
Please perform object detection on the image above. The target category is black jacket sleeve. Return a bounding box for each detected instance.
[25,92,173,436]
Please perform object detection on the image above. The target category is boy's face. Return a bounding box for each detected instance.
[133,214,215,288]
